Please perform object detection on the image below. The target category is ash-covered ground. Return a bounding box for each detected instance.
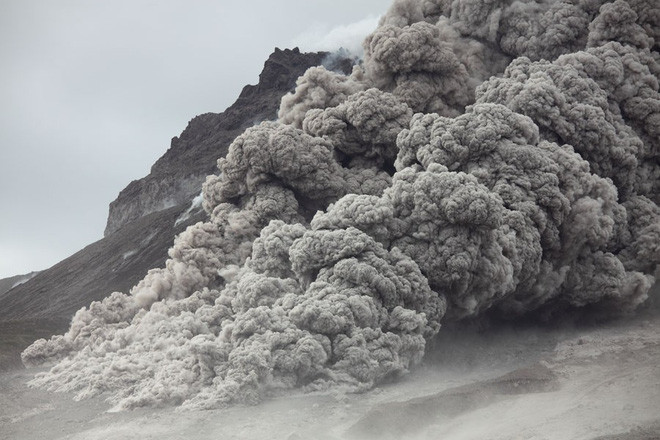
[3,287,659,439]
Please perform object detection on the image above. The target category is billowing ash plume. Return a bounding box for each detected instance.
[22,0,659,410]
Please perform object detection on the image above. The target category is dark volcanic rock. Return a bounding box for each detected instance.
[0,203,205,323]
[104,48,341,236]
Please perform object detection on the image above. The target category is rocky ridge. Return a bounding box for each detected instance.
[104,48,350,236]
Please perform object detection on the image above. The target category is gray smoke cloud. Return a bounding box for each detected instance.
[361,18,510,115]
[278,66,367,128]
[22,0,659,410]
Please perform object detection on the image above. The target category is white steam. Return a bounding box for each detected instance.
[291,15,382,57]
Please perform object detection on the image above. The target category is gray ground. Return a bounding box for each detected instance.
[2,293,659,440]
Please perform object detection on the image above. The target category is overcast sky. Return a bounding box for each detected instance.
[0,1,391,279]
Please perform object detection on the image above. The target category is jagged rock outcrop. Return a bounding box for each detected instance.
[105,48,353,235]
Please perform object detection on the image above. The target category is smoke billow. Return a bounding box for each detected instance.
[22,0,659,410]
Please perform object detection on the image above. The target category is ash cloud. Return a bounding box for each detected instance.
[22,0,659,410]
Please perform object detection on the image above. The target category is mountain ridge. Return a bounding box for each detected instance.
[0,47,346,345]
[104,48,347,236]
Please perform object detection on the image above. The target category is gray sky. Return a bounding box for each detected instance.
[0,0,390,279]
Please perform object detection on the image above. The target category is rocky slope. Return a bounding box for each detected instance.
[0,206,205,323]
[104,48,350,236]
[0,47,346,367]
[0,272,39,297]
